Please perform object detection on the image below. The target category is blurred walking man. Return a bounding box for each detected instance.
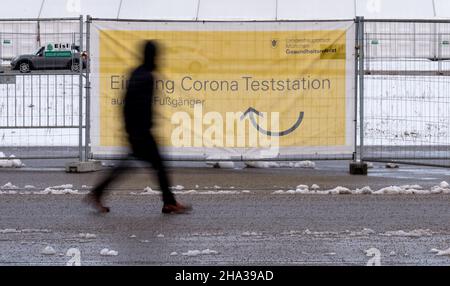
[85,41,191,214]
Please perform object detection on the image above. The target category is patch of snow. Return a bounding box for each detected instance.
[311,184,320,190]
[21,229,51,233]
[1,182,19,189]
[242,231,260,236]
[81,185,92,189]
[0,228,20,234]
[303,229,339,236]
[201,249,219,255]
[0,154,25,168]
[157,234,164,238]
[349,228,376,236]
[79,233,96,239]
[130,235,136,238]
[245,161,280,168]
[182,250,201,257]
[41,246,56,255]
[170,252,178,256]
[328,186,352,195]
[171,185,184,190]
[245,161,315,169]
[380,229,433,237]
[182,249,218,256]
[139,186,159,195]
[439,181,450,189]
[435,248,450,256]
[324,252,336,256]
[24,185,36,189]
[389,251,396,256]
[100,248,118,256]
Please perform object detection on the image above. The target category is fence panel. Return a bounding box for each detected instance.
[361,19,450,167]
[0,17,85,161]
[88,19,357,162]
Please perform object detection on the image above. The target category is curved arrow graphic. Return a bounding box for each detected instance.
[240,107,304,137]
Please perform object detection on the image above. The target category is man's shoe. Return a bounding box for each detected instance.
[83,193,110,213]
[162,202,192,214]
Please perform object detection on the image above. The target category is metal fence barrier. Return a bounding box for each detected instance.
[360,19,450,167]
[1,16,450,169]
[0,17,86,161]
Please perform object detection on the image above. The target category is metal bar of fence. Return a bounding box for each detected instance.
[92,155,354,162]
[78,15,84,161]
[362,159,450,168]
[0,18,81,22]
[353,17,360,161]
[365,70,450,76]
[0,126,85,129]
[85,16,92,160]
[364,19,450,24]
[359,17,365,161]
[89,18,356,23]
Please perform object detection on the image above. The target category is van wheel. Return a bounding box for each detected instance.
[19,62,31,73]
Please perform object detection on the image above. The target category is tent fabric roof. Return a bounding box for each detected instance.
[0,0,449,20]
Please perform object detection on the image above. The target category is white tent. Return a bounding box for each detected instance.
[0,0,449,20]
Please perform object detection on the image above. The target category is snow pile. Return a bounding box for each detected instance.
[33,184,84,195]
[157,234,165,238]
[171,185,185,190]
[272,182,450,195]
[245,161,316,169]
[21,229,51,233]
[24,185,36,189]
[79,233,97,239]
[0,153,25,168]
[0,228,21,234]
[1,182,19,189]
[170,252,178,256]
[181,249,219,257]
[100,248,118,256]
[380,229,433,237]
[41,246,56,255]
[133,189,245,195]
[131,186,160,195]
[303,229,340,236]
[241,231,261,236]
[348,228,376,236]
[430,248,450,256]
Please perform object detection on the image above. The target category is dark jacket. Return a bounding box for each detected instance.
[123,41,158,136]
[123,65,154,135]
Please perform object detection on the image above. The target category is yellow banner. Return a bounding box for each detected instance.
[99,29,347,148]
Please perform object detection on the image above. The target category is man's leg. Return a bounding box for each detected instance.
[85,160,129,212]
[132,134,191,213]
[135,135,177,205]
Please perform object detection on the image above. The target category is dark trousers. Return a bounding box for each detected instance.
[92,132,176,205]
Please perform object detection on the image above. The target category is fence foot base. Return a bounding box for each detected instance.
[349,161,368,175]
[65,160,102,173]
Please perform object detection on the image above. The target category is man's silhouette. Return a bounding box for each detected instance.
[85,41,191,214]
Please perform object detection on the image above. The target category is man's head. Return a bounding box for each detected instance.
[142,40,158,71]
